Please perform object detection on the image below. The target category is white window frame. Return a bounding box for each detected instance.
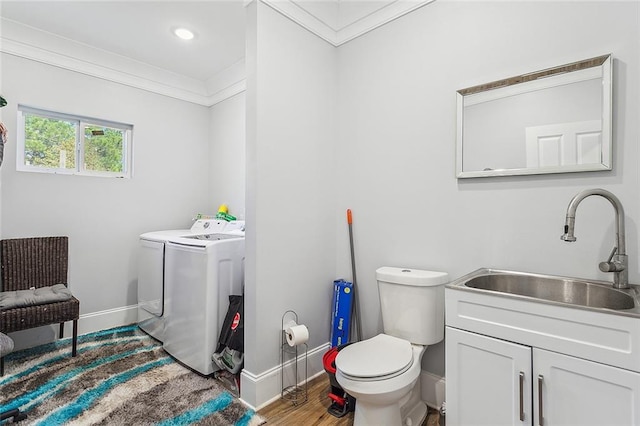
[17,105,133,178]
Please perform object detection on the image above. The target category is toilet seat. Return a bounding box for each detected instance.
[336,334,413,381]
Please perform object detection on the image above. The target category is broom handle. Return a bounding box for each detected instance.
[347,209,362,342]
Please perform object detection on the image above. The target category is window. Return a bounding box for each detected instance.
[17,106,133,178]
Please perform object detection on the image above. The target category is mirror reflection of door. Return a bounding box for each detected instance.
[456,54,612,178]
[525,120,602,168]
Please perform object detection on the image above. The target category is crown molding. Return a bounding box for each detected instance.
[1,36,211,105]
[0,18,244,108]
[261,0,436,46]
[209,79,247,106]
[0,1,434,107]
[260,0,338,45]
[336,0,436,45]
[206,59,247,100]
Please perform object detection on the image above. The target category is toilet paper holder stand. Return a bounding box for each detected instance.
[281,310,308,405]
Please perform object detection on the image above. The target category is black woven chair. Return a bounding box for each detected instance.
[0,236,79,375]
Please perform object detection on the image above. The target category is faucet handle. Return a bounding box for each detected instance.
[599,261,621,272]
[606,246,617,262]
[599,246,623,272]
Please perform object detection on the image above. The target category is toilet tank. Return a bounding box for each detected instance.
[376,267,449,345]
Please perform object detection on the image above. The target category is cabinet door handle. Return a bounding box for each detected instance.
[538,375,544,426]
[519,371,525,421]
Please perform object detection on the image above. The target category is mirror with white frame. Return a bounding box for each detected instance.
[456,54,612,178]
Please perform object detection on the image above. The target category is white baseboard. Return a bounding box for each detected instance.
[72,304,139,335]
[421,371,446,409]
[240,342,331,410]
[8,304,138,351]
[240,345,446,411]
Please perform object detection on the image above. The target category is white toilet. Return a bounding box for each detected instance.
[335,266,448,426]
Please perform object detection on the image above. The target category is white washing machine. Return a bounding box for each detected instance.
[162,220,245,375]
[137,219,241,342]
[138,229,192,342]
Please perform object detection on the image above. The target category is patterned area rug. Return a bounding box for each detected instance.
[0,325,264,425]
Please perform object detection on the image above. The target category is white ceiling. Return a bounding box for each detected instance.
[0,0,433,105]
[0,0,247,82]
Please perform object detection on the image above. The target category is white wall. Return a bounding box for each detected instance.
[209,92,246,218]
[336,0,639,377]
[0,54,211,343]
[243,0,337,406]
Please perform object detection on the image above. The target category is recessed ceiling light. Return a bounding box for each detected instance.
[173,28,195,40]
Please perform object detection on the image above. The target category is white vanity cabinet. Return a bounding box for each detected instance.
[446,327,640,426]
[533,348,640,426]
[446,327,531,426]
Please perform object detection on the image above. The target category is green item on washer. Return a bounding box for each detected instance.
[216,212,236,222]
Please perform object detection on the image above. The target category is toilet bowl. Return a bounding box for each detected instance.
[336,334,427,426]
[334,267,448,426]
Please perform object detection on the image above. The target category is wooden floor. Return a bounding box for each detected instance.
[258,374,441,425]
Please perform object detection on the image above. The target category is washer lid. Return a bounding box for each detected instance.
[336,334,413,378]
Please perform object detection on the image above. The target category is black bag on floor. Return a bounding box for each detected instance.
[212,295,244,373]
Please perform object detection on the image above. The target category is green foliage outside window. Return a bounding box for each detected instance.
[84,126,124,173]
[22,111,128,175]
[24,115,76,169]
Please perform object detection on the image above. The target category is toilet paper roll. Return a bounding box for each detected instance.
[282,320,297,331]
[285,324,309,347]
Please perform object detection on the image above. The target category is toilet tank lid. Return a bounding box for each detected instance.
[376,267,449,286]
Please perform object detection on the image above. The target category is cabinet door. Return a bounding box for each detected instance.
[533,348,640,426]
[446,327,532,426]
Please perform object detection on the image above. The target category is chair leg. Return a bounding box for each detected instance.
[0,407,27,422]
[72,319,78,357]
[59,322,65,339]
